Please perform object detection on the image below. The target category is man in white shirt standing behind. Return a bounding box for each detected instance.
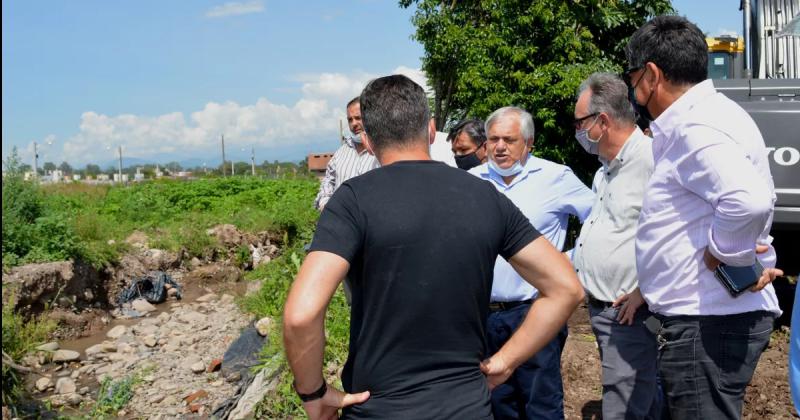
[625,15,782,419]
[314,96,380,211]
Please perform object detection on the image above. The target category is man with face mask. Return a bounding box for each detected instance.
[447,119,487,170]
[314,96,380,211]
[626,16,782,419]
[571,72,661,420]
[468,106,594,420]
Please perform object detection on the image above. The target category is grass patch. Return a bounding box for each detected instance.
[87,373,142,418]
[1,302,57,407]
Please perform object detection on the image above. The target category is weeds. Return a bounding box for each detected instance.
[88,373,141,418]
[1,301,57,407]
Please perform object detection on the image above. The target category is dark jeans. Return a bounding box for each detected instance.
[656,310,775,419]
[486,302,568,420]
[588,300,663,420]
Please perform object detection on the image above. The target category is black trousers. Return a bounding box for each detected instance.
[656,310,775,419]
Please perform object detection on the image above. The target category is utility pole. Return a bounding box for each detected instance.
[251,147,256,176]
[231,160,235,176]
[118,146,123,184]
[221,134,226,176]
[33,141,39,180]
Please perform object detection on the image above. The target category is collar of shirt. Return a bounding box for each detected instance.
[475,155,542,189]
[344,136,371,156]
[599,127,645,172]
[650,79,717,158]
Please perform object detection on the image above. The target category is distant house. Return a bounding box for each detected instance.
[307,153,334,179]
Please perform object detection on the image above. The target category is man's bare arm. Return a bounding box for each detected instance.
[481,236,584,388]
[283,251,369,418]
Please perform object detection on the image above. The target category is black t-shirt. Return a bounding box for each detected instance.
[310,160,540,419]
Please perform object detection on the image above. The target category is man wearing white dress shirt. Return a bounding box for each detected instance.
[571,72,662,420]
[469,107,594,419]
[625,15,782,419]
[314,97,380,211]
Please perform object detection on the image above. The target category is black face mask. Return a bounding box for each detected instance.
[628,68,654,122]
[454,152,482,170]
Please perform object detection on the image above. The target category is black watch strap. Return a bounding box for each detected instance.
[294,381,327,402]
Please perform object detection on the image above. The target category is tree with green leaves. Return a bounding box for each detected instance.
[42,161,56,173]
[399,0,673,180]
[58,161,73,175]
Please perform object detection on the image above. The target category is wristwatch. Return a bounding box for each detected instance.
[293,381,327,402]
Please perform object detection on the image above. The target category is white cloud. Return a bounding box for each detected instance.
[59,66,430,165]
[205,1,264,18]
[712,28,739,37]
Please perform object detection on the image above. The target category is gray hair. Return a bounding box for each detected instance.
[577,73,636,125]
[485,107,535,142]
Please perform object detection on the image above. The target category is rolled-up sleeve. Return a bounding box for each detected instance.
[675,125,774,266]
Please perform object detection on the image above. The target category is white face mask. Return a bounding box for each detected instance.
[575,116,603,155]
[349,132,362,144]
[488,156,525,177]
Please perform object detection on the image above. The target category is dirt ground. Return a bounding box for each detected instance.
[562,303,797,419]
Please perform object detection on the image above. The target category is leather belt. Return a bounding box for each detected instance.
[489,299,533,312]
[587,295,613,309]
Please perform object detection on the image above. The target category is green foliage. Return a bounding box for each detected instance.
[88,373,141,418]
[400,0,673,181]
[2,302,56,406]
[2,176,319,270]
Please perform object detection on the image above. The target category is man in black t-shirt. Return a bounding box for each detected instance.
[283,74,584,420]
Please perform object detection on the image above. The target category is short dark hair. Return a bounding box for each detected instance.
[360,75,430,153]
[625,15,708,85]
[447,119,486,147]
[347,96,360,109]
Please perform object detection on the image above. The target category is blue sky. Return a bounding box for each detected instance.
[2,1,744,167]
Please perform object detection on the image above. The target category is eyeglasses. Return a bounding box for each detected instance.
[573,113,598,129]
[621,66,642,87]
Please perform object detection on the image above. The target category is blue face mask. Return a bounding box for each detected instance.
[349,132,362,143]
[488,157,525,177]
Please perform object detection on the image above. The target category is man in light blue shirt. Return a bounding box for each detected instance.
[469,106,594,419]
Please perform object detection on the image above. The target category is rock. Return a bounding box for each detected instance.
[36,342,59,352]
[149,394,165,404]
[79,386,90,395]
[106,325,127,339]
[183,389,208,404]
[52,350,80,363]
[191,361,206,373]
[66,393,83,406]
[179,311,207,324]
[210,379,224,387]
[55,377,76,395]
[255,317,273,337]
[167,288,179,298]
[70,370,80,380]
[101,342,117,352]
[125,231,149,248]
[189,257,202,269]
[245,280,262,296]
[206,224,243,246]
[184,264,242,284]
[143,335,157,347]
[220,294,235,304]
[132,298,156,313]
[135,324,159,336]
[35,377,52,392]
[207,358,222,373]
[196,293,218,302]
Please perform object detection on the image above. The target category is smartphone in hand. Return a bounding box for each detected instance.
[714,259,765,297]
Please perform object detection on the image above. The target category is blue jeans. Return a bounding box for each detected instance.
[588,300,663,420]
[656,310,774,419]
[486,302,567,420]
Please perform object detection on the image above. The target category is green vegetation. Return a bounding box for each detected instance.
[1,302,57,407]
[87,368,152,419]
[2,148,319,271]
[399,0,673,181]
[2,147,334,415]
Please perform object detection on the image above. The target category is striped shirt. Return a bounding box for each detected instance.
[314,138,379,210]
